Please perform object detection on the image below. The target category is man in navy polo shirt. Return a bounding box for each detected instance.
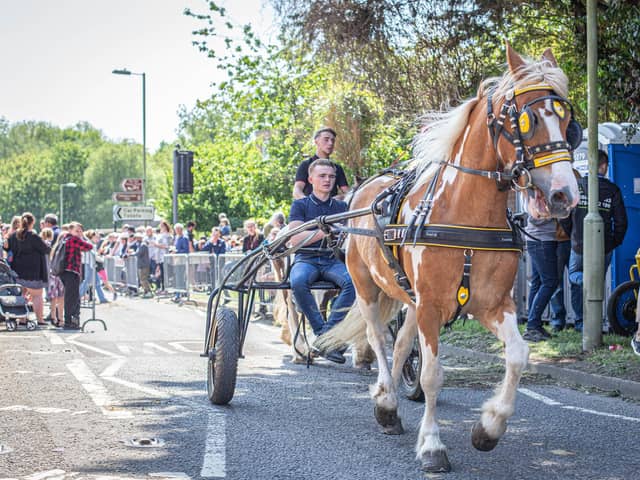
[288,158,355,364]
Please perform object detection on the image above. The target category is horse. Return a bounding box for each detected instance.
[317,43,580,473]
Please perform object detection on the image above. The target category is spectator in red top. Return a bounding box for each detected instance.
[59,222,93,330]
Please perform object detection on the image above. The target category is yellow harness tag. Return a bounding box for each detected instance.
[457,286,470,306]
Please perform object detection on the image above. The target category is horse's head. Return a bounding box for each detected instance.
[488,43,580,219]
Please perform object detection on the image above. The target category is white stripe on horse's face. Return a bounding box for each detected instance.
[536,99,563,142]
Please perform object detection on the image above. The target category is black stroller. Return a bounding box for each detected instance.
[0,260,34,331]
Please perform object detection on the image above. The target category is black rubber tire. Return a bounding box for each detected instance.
[392,309,424,401]
[607,280,639,337]
[207,306,240,405]
[401,334,424,401]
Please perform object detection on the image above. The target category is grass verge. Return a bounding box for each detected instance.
[440,319,640,383]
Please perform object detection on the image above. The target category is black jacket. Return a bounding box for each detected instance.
[6,231,51,282]
[560,175,628,255]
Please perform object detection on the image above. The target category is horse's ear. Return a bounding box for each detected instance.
[505,41,525,75]
[541,48,558,67]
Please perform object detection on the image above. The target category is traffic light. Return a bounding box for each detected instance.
[173,149,194,194]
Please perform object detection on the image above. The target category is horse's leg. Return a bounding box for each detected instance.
[390,306,417,387]
[358,295,404,435]
[472,307,529,451]
[415,306,450,473]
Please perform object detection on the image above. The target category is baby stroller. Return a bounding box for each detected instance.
[0,259,34,331]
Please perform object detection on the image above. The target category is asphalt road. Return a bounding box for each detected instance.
[1,297,639,480]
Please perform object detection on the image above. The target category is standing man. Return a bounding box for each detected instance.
[59,222,93,330]
[293,127,349,200]
[43,214,61,245]
[288,158,355,364]
[561,151,628,332]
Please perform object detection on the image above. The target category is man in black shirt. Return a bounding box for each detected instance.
[560,151,628,332]
[293,127,349,199]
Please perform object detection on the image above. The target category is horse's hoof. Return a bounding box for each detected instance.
[421,449,451,473]
[355,361,372,371]
[374,406,404,435]
[471,422,500,452]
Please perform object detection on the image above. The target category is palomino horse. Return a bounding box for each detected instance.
[318,44,580,473]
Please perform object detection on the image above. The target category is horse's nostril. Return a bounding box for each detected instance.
[550,190,567,206]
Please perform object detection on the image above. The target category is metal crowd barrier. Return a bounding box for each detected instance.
[188,253,216,293]
[163,254,190,295]
[124,256,139,291]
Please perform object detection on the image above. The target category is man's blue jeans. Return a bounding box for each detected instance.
[549,240,571,329]
[290,256,355,336]
[568,250,612,331]
[527,241,559,331]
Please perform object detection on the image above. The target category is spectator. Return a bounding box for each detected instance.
[43,213,61,245]
[186,221,197,252]
[561,152,628,332]
[549,223,572,332]
[522,217,561,342]
[242,220,264,253]
[293,127,349,199]
[264,211,286,239]
[5,213,51,326]
[96,232,117,300]
[4,215,22,266]
[127,232,152,298]
[42,228,64,327]
[145,226,158,287]
[218,213,231,237]
[153,220,172,291]
[173,223,191,254]
[79,230,111,304]
[59,222,93,329]
[288,158,355,364]
[202,227,227,255]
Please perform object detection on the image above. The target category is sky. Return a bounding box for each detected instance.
[0,0,275,151]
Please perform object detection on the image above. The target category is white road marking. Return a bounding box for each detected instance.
[168,341,201,353]
[143,342,176,355]
[66,359,132,419]
[200,410,226,478]
[518,388,562,406]
[117,344,133,354]
[24,469,66,480]
[0,334,36,338]
[99,358,127,378]
[519,387,640,422]
[101,376,171,399]
[0,405,76,414]
[67,338,124,359]
[42,330,65,345]
[561,405,640,423]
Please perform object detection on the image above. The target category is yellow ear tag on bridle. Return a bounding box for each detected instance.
[552,100,566,119]
[518,112,531,135]
[457,286,469,306]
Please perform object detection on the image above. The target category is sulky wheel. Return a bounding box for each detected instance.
[6,320,17,332]
[207,306,240,405]
[607,280,639,337]
[401,334,424,401]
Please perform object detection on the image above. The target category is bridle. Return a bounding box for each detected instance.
[444,84,582,191]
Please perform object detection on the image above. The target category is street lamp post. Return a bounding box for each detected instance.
[112,68,146,203]
[59,182,78,225]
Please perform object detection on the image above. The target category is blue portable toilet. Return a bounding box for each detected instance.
[574,123,640,290]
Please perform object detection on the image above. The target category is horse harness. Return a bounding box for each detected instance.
[334,84,581,325]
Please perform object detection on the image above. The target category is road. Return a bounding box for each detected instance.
[1,297,639,480]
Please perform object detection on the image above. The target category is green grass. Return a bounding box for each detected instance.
[440,319,640,382]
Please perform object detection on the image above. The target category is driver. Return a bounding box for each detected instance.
[288,158,355,364]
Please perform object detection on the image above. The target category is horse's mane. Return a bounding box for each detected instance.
[412,55,569,178]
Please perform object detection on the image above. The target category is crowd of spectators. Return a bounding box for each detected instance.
[0,211,287,329]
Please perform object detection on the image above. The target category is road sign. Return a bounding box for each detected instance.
[121,178,143,192]
[112,192,143,202]
[113,205,155,221]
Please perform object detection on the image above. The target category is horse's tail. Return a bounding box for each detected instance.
[316,292,402,352]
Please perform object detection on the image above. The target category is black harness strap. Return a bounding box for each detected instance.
[446,250,473,328]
